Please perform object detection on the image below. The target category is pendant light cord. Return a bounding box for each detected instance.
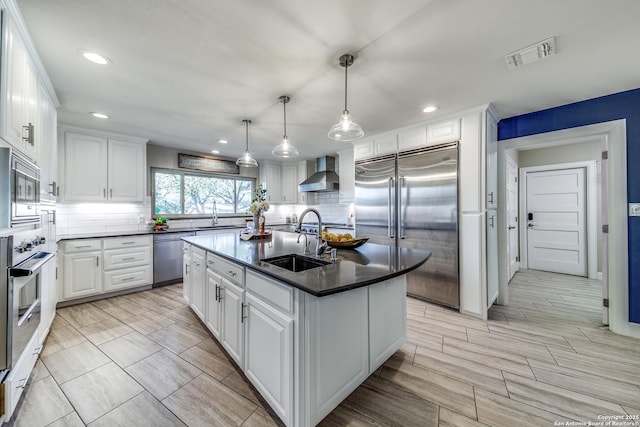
[283,98,288,139]
[344,60,349,113]
[245,120,249,151]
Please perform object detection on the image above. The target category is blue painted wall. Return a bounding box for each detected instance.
[498,87,640,324]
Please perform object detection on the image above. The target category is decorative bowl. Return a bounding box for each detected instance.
[326,237,369,250]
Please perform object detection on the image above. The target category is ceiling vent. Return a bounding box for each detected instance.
[505,37,556,70]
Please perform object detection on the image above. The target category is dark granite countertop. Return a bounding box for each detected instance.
[182,231,431,297]
[56,224,247,241]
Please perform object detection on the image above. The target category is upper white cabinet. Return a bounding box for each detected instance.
[337,148,355,203]
[38,84,58,202]
[354,134,397,161]
[259,161,282,203]
[281,164,298,204]
[60,127,147,203]
[397,126,427,151]
[0,5,58,166]
[427,118,461,145]
[485,111,498,209]
[297,160,310,204]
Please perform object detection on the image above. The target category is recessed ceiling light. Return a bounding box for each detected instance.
[211,150,220,154]
[423,105,438,113]
[217,139,228,144]
[89,112,109,119]
[81,51,111,65]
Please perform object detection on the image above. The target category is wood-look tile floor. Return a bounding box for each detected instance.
[11,269,640,426]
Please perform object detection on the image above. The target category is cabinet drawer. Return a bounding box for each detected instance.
[183,242,191,255]
[103,235,151,249]
[5,332,40,418]
[246,270,294,314]
[104,265,152,292]
[207,253,244,285]
[103,246,151,270]
[353,141,374,160]
[62,239,102,252]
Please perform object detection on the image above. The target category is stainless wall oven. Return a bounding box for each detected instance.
[0,147,41,228]
[1,227,52,382]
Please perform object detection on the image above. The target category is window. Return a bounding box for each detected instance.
[152,168,254,217]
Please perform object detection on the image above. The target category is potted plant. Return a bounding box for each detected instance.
[248,185,269,234]
[154,217,169,231]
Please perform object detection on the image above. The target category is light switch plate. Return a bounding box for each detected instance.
[629,203,640,216]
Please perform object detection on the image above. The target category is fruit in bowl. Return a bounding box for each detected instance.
[323,232,368,249]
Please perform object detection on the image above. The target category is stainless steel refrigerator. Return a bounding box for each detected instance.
[355,143,459,308]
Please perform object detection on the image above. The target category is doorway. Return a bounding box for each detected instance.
[496,120,631,336]
[505,156,519,281]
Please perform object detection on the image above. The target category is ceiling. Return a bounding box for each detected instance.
[16,0,640,162]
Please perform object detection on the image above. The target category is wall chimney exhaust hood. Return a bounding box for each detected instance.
[298,156,340,192]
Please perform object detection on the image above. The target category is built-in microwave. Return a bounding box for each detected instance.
[0,147,41,228]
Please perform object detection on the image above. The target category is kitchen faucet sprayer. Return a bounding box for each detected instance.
[295,208,327,256]
[212,201,218,225]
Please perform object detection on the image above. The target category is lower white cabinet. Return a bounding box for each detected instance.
[190,247,206,320]
[39,253,58,345]
[183,243,191,302]
[188,251,407,427]
[221,278,245,369]
[205,269,222,339]
[5,331,40,419]
[63,249,102,299]
[60,235,152,302]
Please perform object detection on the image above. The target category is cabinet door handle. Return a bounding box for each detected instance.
[489,216,495,228]
[74,245,92,249]
[103,188,106,198]
[96,256,99,266]
[22,123,34,146]
[121,257,136,261]
[121,277,135,282]
[227,270,236,277]
[488,191,494,204]
[120,241,136,245]
[215,284,220,301]
[241,302,247,323]
[110,188,113,198]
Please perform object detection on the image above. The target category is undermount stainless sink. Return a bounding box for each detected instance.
[262,254,331,272]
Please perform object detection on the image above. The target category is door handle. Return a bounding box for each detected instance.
[399,176,407,239]
[508,226,516,230]
[528,223,535,228]
[388,177,395,239]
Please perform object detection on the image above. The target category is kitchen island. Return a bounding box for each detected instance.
[182,231,430,427]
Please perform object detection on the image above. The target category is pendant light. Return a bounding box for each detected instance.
[236,119,258,167]
[328,53,364,142]
[272,95,299,158]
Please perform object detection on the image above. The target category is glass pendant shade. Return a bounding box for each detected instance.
[273,95,299,158]
[272,136,299,157]
[328,110,364,141]
[236,119,258,167]
[328,54,364,142]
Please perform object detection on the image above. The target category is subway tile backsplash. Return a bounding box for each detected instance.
[56,194,353,236]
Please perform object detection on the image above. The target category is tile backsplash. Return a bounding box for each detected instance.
[56,195,353,236]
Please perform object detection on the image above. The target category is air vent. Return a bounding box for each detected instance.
[505,37,556,69]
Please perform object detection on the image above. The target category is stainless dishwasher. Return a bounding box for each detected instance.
[153,231,195,286]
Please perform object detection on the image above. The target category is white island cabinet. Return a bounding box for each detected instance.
[187,242,408,427]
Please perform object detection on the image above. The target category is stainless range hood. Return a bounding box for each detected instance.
[298,156,340,192]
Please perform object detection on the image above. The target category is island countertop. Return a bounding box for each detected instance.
[182,230,430,297]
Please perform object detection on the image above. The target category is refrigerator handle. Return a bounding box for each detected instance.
[388,177,395,238]
[399,175,407,239]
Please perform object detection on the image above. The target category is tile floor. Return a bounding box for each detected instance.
[10,269,640,426]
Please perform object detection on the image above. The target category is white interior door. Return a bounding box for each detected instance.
[526,168,587,276]
[506,157,519,281]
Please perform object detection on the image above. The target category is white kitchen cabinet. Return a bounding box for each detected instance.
[183,243,191,303]
[190,247,206,320]
[397,125,427,152]
[486,111,498,209]
[296,161,309,204]
[63,249,102,300]
[102,235,152,293]
[38,84,58,202]
[4,330,40,420]
[337,148,355,203]
[427,118,461,145]
[221,278,245,368]
[0,14,37,160]
[354,134,397,161]
[39,251,57,345]
[60,127,147,203]
[205,269,222,339]
[486,210,498,307]
[281,164,298,204]
[244,292,293,425]
[369,277,406,371]
[260,161,282,203]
